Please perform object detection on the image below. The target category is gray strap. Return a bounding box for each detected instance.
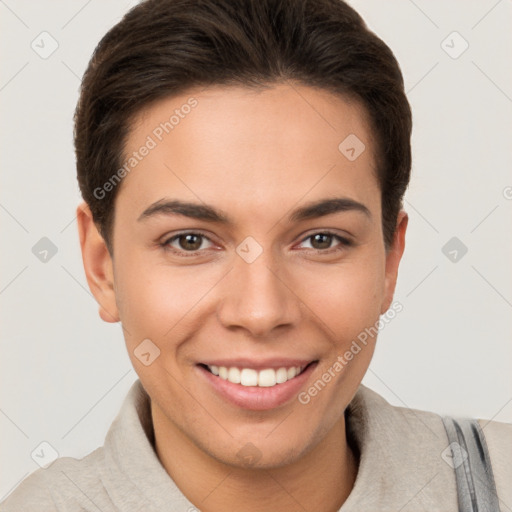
[442,416,501,512]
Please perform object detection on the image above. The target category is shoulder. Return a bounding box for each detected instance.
[353,383,450,441]
[345,385,460,510]
[1,466,57,511]
[351,385,512,509]
[477,418,512,507]
[0,448,114,512]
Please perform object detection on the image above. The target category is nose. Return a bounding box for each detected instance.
[216,249,302,338]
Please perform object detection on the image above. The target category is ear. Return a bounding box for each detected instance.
[76,202,120,323]
[381,210,408,315]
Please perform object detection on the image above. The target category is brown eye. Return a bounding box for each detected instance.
[177,233,203,251]
[163,232,214,254]
[310,233,334,250]
[298,232,352,253]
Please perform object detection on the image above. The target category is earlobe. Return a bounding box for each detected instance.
[381,210,408,315]
[76,202,120,323]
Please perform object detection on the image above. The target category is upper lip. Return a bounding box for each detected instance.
[199,358,316,370]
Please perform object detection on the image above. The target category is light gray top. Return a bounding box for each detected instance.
[2,379,511,511]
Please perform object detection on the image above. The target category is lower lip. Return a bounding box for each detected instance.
[197,362,318,411]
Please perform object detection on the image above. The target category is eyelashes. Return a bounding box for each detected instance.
[299,232,352,252]
[161,230,353,258]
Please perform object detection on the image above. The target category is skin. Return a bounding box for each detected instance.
[77,82,408,512]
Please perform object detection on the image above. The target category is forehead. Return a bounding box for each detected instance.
[119,83,380,225]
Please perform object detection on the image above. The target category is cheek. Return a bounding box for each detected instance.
[113,250,221,346]
[297,255,386,343]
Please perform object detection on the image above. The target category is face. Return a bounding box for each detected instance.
[79,83,407,469]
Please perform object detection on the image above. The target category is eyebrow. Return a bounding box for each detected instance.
[137,197,371,224]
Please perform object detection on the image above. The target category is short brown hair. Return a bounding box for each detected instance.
[74,0,412,253]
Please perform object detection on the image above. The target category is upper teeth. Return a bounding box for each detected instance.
[207,365,305,387]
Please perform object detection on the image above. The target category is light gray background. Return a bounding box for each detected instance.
[1,0,511,501]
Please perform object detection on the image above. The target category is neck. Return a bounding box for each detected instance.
[151,405,358,512]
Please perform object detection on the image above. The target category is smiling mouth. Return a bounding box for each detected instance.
[198,362,317,388]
